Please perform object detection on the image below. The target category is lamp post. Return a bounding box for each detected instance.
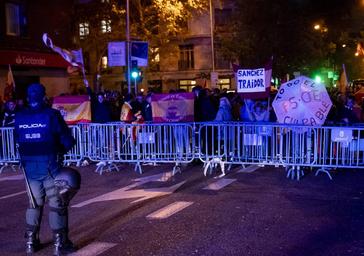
[209,0,215,72]
[132,70,138,95]
[126,0,131,93]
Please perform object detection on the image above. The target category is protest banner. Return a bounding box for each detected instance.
[52,95,91,124]
[151,93,194,122]
[272,76,332,126]
[233,57,272,99]
[236,68,266,93]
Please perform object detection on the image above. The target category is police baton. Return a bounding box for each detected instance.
[16,143,36,208]
[21,166,36,209]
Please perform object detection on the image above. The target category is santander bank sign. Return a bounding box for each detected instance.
[15,55,46,65]
[0,50,68,68]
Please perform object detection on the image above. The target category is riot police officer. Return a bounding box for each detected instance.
[14,83,77,255]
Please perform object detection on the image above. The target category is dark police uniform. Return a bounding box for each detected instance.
[14,83,76,255]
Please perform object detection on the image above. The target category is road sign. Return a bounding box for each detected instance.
[108,42,126,67]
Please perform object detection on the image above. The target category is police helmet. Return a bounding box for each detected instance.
[27,83,46,107]
[54,167,81,205]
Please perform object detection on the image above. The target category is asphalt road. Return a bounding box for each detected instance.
[0,162,364,256]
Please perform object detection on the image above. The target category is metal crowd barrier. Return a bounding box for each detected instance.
[63,125,83,166]
[135,122,194,174]
[0,127,19,173]
[198,123,364,179]
[2,122,364,180]
[79,122,194,174]
[0,126,83,171]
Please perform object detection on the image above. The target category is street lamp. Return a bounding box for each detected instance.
[314,24,321,30]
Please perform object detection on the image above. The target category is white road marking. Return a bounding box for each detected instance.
[146,201,194,219]
[69,242,117,256]
[237,165,261,173]
[0,174,24,182]
[203,178,236,191]
[0,190,26,200]
[133,171,174,183]
[72,172,186,208]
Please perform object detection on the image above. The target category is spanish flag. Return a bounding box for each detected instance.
[338,64,348,95]
[52,95,91,124]
[152,93,194,123]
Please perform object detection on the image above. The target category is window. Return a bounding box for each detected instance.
[101,56,108,69]
[217,78,231,90]
[5,3,20,36]
[101,19,111,33]
[178,45,194,70]
[79,22,89,39]
[179,80,196,92]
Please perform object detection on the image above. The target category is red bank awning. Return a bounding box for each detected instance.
[0,50,69,68]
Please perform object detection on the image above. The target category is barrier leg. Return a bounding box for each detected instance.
[134,162,142,174]
[203,161,211,176]
[286,166,304,181]
[95,161,106,175]
[107,162,120,172]
[173,163,181,175]
[315,168,333,180]
[0,163,18,174]
[219,161,226,177]
[0,163,6,174]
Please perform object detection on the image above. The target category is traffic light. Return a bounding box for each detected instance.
[314,75,322,83]
[131,60,140,79]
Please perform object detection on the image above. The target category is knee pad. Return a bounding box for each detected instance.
[49,206,68,216]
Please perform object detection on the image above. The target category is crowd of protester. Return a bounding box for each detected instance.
[2,83,364,127]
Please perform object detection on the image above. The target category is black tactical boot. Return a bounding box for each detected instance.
[53,231,76,256]
[25,230,41,255]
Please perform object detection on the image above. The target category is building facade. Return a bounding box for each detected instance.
[0,0,74,101]
[72,0,236,94]
[0,0,237,101]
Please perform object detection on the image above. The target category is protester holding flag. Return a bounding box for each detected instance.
[120,93,135,123]
[86,85,112,123]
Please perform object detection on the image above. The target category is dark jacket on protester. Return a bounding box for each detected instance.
[336,105,359,125]
[87,87,112,123]
[1,110,16,127]
[142,101,153,122]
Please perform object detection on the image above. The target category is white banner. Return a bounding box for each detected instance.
[236,68,266,93]
[108,42,126,67]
